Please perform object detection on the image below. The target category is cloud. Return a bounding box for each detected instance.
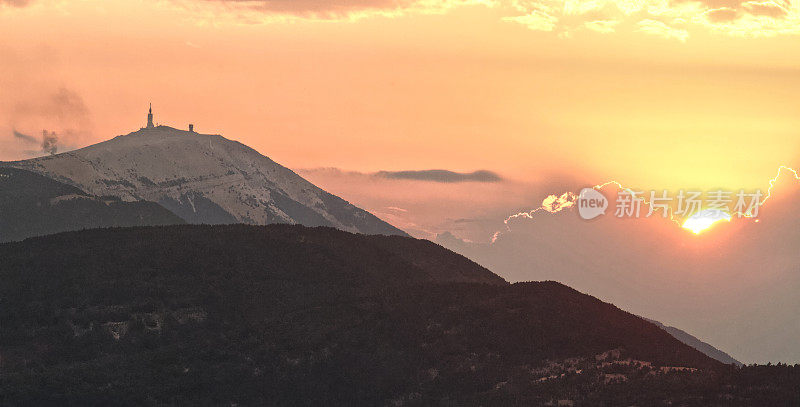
[10,129,65,155]
[584,19,620,33]
[636,19,690,41]
[10,86,92,143]
[192,0,800,39]
[500,0,800,39]
[3,0,791,40]
[298,167,371,178]
[168,0,496,23]
[200,0,418,17]
[742,1,789,18]
[376,169,503,183]
[0,0,32,7]
[453,217,489,223]
[706,7,740,22]
[502,11,559,31]
[2,84,93,159]
[300,167,503,183]
[12,129,37,143]
[23,87,91,123]
[0,43,94,159]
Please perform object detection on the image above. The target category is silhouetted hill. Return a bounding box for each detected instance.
[0,167,184,242]
[0,225,795,405]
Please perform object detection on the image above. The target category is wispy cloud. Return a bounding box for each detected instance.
[502,11,558,31]
[2,83,92,159]
[385,206,409,212]
[0,0,32,7]
[168,0,800,39]
[584,19,620,33]
[12,129,37,143]
[637,19,690,41]
[504,0,800,39]
[376,169,503,183]
[300,168,504,183]
[4,0,799,41]
[167,0,496,24]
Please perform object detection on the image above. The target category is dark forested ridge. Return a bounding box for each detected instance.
[0,167,184,242]
[0,224,796,406]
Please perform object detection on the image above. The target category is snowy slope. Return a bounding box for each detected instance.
[8,126,407,236]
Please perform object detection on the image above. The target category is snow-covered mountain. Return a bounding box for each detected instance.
[7,125,407,236]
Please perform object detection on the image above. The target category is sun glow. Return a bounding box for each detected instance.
[682,209,732,234]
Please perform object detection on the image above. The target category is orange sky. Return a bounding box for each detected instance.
[2,0,800,192]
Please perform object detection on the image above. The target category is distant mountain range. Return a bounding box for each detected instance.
[3,224,766,405]
[5,125,406,237]
[645,318,742,366]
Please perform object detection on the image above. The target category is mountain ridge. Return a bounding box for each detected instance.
[645,317,743,366]
[0,167,184,242]
[0,224,734,405]
[6,126,406,236]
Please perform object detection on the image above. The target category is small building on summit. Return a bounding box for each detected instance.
[142,104,195,134]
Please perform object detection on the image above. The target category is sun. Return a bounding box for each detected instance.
[681,209,732,234]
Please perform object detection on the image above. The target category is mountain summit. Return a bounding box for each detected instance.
[8,120,406,236]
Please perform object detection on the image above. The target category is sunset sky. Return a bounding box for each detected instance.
[3,0,800,363]
[3,0,800,191]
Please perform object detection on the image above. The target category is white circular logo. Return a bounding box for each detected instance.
[577,188,608,220]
